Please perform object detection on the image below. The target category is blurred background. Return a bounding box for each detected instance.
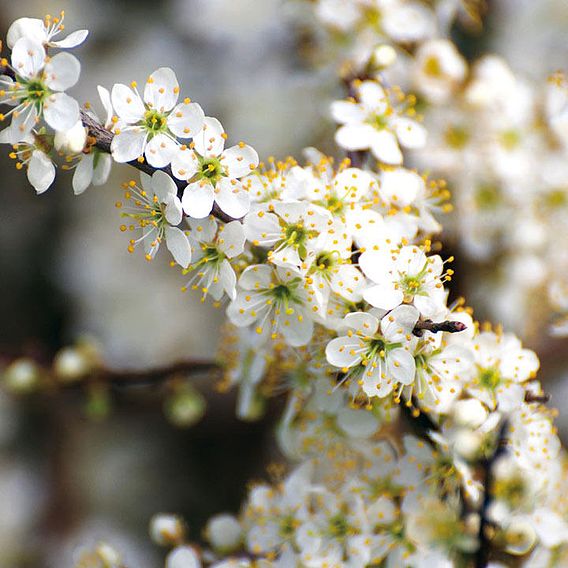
[1,0,568,566]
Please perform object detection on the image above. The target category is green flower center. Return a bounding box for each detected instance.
[284,223,308,245]
[368,113,389,131]
[475,183,501,210]
[445,125,470,149]
[500,129,521,150]
[279,515,298,538]
[479,367,501,390]
[388,521,405,541]
[199,157,223,182]
[271,284,294,302]
[25,79,49,107]
[325,195,345,214]
[143,109,168,134]
[542,189,568,209]
[328,514,350,539]
[315,252,336,271]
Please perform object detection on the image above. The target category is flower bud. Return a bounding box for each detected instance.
[150,514,186,546]
[53,347,91,382]
[54,120,87,154]
[372,45,397,69]
[164,386,206,428]
[74,542,122,568]
[453,429,483,461]
[3,358,40,393]
[452,399,488,429]
[503,519,536,555]
[166,546,201,568]
[95,543,123,568]
[206,513,242,553]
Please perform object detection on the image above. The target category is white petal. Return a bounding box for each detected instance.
[166,546,201,568]
[344,311,380,335]
[193,117,225,157]
[170,146,199,181]
[145,133,177,168]
[92,153,112,186]
[326,336,363,368]
[43,92,80,131]
[380,168,423,206]
[337,408,379,438]
[144,67,179,112]
[330,100,366,124]
[0,105,37,144]
[238,264,274,290]
[97,86,113,127]
[27,150,55,194]
[358,250,391,283]
[11,37,45,79]
[335,124,376,151]
[168,101,205,139]
[182,181,215,219]
[364,284,403,311]
[111,84,145,123]
[218,220,246,258]
[282,310,314,347]
[187,216,217,242]
[44,52,81,91]
[382,305,419,341]
[110,127,147,163]
[218,259,238,300]
[7,18,47,49]
[394,117,427,149]
[51,29,89,49]
[151,170,178,201]
[357,81,389,113]
[221,144,259,178]
[215,178,250,219]
[72,154,94,195]
[387,349,416,385]
[370,130,403,164]
[165,226,192,268]
[165,196,183,225]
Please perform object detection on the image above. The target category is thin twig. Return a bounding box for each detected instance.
[412,319,467,337]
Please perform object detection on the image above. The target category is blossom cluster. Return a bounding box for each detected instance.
[2,8,568,568]
[309,0,568,337]
[411,58,568,338]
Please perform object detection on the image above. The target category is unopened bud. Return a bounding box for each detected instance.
[206,513,242,553]
[150,514,186,546]
[165,546,200,568]
[502,519,536,555]
[452,399,488,429]
[164,386,206,428]
[74,542,122,568]
[453,429,483,461]
[372,45,397,69]
[54,120,87,154]
[3,359,41,393]
[53,347,92,382]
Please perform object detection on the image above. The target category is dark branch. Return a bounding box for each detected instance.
[475,419,509,568]
[1,353,220,389]
[524,391,550,404]
[97,359,221,388]
[412,319,467,337]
